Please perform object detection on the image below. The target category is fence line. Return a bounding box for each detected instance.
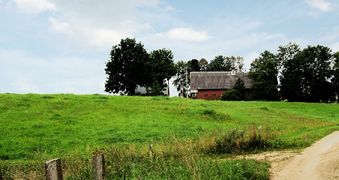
[24,145,155,179]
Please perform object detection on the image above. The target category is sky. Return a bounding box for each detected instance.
[1,0,339,95]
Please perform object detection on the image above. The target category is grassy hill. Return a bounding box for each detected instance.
[0,94,338,179]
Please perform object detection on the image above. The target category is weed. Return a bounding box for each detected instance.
[259,107,269,111]
[201,109,231,121]
[42,95,54,99]
[207,127,272,154]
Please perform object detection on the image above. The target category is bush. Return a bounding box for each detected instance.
[208,127,272,154]
[221,89,242,101]
[221,89,254,101]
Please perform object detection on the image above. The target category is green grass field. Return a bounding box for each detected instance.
[0,94,338,179]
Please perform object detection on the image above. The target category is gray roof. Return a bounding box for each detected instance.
[190,71,253,90]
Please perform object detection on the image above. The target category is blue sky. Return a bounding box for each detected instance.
[1,0,339,94]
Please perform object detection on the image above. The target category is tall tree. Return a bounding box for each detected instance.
[278,43,302,101]
[199,58,209,71]
[280,45,334,102]
[224,56,235,71]
[207,55,235,71]
[234,56,244,72]
[105,38,149,95]
[187,59,200,72]
[207,55,242,72]
[173,61,190,97]
[207,55,224,71]
[147,49,176,95]
[249,51,279,100]
[333,52,339,103]
[276,43,300,68]
[298,46,333,102]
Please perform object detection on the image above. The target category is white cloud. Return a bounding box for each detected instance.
[13,0,56,13]
[305,0,332,12]
[43,0,175,49]
[158,28,210,42]
[136,0,160,7]
[87,28,125,48]
[48,17,71,34]
[48,17,126,49]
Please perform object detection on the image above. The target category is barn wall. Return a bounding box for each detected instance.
[197,89,225,100]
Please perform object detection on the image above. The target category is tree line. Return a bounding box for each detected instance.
[105,38,339,102]
[249,43,339,102]
[105,38,244,97]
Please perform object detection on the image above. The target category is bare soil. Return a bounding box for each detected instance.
[237,131,339,180]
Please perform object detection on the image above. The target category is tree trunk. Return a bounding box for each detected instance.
[128,86,136,96]
[167,79,170,96]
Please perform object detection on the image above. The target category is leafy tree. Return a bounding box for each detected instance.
[333,52,339,103]
[249,51,279,100]
[234,78,245,92]
[276,43,300,68]
[147,49,176,95]
[207,56,224,71]
[297,46,333,102]
[234,56,244,72]
[224,56,235,71]
[105,38,149,95]
[278,43,302,101]
[280,45,334,102]
[187,59,200,72]
[174,59,204,97]
[207,55,243,72]
[208,55,232,71]
[199,58,209,71]
[173,61,190,97]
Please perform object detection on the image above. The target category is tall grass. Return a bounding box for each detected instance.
[207,127,273,154]
[81,147,269,179]
[0,129,271,179]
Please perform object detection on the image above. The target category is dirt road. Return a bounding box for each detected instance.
[272,131,339,180]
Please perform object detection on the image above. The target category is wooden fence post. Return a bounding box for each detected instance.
[149,144,153,158]
[45,158,63,180]
[92,153,105,180]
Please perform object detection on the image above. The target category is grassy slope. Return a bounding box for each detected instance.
[0,94,338,161]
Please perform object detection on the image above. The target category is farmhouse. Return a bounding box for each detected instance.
[190,71,253,100]
[135,85,169,96]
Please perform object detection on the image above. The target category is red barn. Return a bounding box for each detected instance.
[190,71,253,100]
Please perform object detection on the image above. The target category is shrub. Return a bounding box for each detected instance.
[221,89,242,101]
[221,78,246,101]
[208,127,272,154]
